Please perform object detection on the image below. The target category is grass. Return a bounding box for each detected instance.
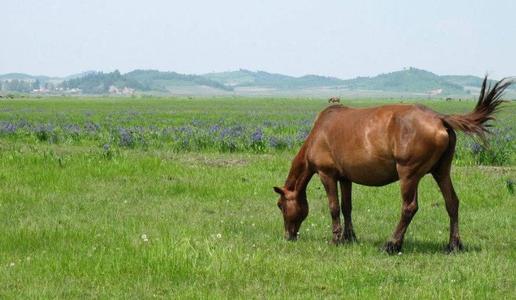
[1,97,514,164]
[0,97,515,298]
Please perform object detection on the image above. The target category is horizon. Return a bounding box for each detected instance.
[1,66,510,82]
[2,1,515,79]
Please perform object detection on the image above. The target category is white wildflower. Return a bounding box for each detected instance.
[141,234,149,242]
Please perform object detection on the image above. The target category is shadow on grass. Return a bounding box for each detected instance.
[280,234,482,254]
[371,239,482,254]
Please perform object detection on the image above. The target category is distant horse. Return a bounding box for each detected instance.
[328,97,340,104]
[274,77,513,253]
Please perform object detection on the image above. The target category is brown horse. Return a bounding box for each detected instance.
[328,96,341,104]
[274,77,513,253]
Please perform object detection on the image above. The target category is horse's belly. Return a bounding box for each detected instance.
[340,159,398,186]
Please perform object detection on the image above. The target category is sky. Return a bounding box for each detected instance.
[1,0,515,79]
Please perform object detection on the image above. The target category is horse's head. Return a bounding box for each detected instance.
[273,186,308,241]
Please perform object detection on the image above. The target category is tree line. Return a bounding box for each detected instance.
[0,79,41,93]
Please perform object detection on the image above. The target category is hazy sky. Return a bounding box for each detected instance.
[2,0,515,78]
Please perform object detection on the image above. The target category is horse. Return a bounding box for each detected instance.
[328,97,341,104]
[274,77,513,254]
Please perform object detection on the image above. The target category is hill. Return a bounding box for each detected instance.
[61,71,147,94]
[1,68,513,96]
[59,70,233,94]
[64,71,97,80]
[0,73,56,81]
[125,70,232,92]
[203,68,476,95]
[340,68,465,95]
[203,69,345,89]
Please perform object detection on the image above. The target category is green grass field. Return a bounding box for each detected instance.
[0,97,515,298]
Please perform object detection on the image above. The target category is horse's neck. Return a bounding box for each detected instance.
[285,144,313,196]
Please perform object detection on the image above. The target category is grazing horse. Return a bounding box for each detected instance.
[328,97,341,104]
[274,77,513,253]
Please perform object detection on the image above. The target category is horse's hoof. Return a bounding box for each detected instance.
[342,230,357,243]
[383,241,402,254]
[445,241,464,253]
[284,233,298,241]
[330,236,342,245]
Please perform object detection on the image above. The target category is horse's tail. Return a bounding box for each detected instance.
[440,76,514,141]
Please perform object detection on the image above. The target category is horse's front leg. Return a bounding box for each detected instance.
[319,172,342,244]
[340,180,357,242]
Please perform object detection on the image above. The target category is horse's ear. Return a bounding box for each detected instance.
[273,186,285,196]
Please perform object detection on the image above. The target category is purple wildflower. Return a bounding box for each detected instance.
[251,128,263,143]
[0,121,17,134]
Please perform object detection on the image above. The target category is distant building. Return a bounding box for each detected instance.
[108,85,119,94]
[109,85,135,95]
[32,87,50,94]
[429,89,443,96]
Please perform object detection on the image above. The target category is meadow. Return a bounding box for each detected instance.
[0,96,514,298]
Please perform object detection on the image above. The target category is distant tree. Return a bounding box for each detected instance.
[32,79,40,90]
[44,82,55,90]
[5,79,33,93]
[59,70,146,94]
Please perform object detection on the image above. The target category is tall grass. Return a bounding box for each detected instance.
[0,97,514,165]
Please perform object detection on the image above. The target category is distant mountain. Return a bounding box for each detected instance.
[203,68,479,95]
[0,73,56,81]
[0,71,95,82]
[64,71,97,80]
[202,69,257,86]
[1,67,513,96]
[440,75,506,89]
[125,69,232,92]
[58,69,234,94]
[203,69,345,89]
[61,70,147,93]
[341,68,465,95]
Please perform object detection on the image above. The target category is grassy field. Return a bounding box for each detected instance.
[0,97,515,298]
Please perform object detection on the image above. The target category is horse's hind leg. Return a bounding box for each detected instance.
[339,180,356,242]
[432,171,463,252]
[384,174,421,254]
[431,129,462,252]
